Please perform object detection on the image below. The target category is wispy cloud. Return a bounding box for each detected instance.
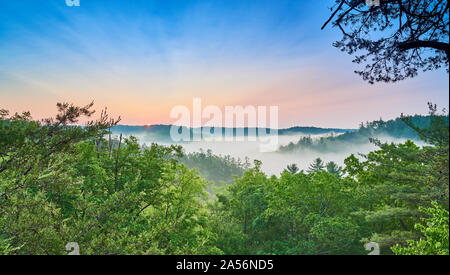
[0,0,448,127]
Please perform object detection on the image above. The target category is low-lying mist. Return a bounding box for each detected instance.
[117,132,425,176]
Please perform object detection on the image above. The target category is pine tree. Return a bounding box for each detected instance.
[307,158,325,173]
[286,164,299,174]
[326,161,342,177]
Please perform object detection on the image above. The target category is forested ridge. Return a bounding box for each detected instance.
[179,150,248,187]
[0,103,448,255]
[279,115,449,153]
[110,124,354,144]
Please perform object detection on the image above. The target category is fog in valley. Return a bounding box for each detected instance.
[116,132,423,176]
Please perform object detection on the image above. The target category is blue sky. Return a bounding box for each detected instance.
[0,0,448,128]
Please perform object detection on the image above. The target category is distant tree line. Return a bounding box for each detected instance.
[279,115,449,153]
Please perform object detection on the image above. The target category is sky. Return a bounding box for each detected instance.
[0,0,448,129]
